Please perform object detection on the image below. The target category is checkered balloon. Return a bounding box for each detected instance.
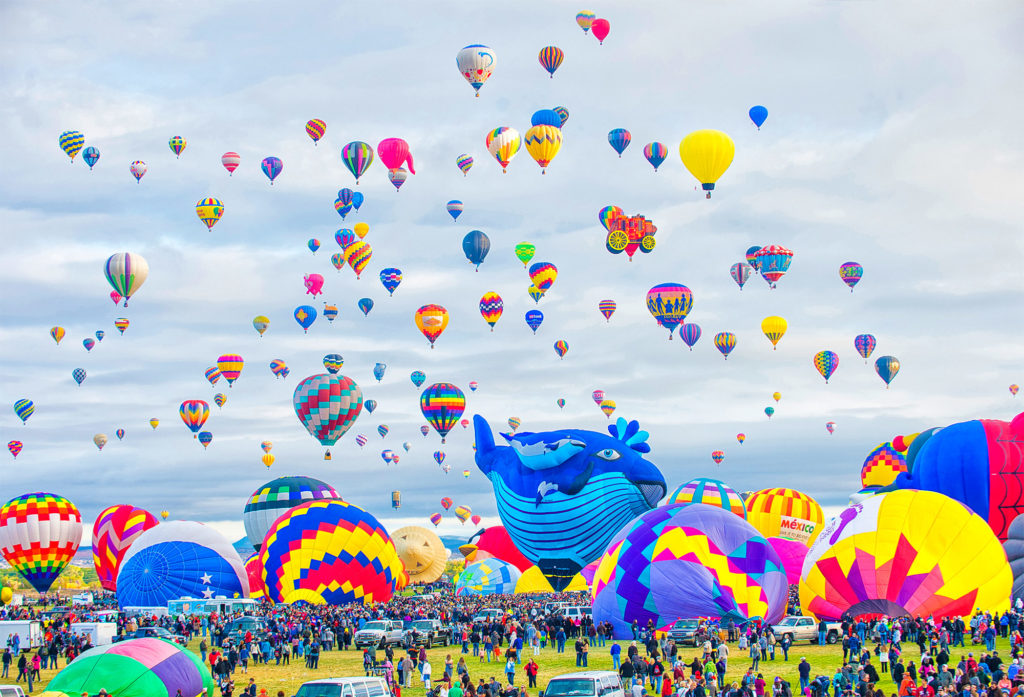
[293,374,363,446]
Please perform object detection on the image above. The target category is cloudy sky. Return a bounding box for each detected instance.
[3,0,1024,546]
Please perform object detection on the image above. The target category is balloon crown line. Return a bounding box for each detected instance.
[608,417,651,454]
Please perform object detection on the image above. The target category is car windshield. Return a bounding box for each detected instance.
[412,621,433,629]
[363,622,388,631]
[777,618,798,626]
[673,620,699,629]
[295,685,343,697]
[545,680,597,697]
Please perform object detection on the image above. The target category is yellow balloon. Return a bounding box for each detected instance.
[262,453,275,468]
[392,526,447,584]
[253,315,270,336]
[1,587,13,605]
[772,392,781,402]
[523,125,563,173]
[679,129,735,198]
[354,222,370,239]
[760,316,787,350]
[160,510,169,520]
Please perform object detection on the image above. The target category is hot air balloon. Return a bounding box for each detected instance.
[607,129,631,157]
[72,368,86,386]
[528,309,544,333]
[554,340,569,360]
[749,106,768,129]
[252,316,270,336]
[91,504,160,592]
[469,381,479,392]
[515,243,536,268]
[760,316,787,350]
[455,505,473,524]
[335,198,353,220]
[195,197,224,230]
[415,304,449,349]
[203,368,221,387]
[93,433,108,450]
[457,44,497,96]
[197,431,213,449]
[556,399,566,410]
[353,191,364,210]
[178,400,209,438]
[59,131,85,161]
[486,127,521,172]
[129,160,147,182]
[294,305,317,333]
[599,400,616,418]
[217,354,244,387]
[167,135,186,158]
[355,435,367,448]
[330,252,345,271]
[378,137,416,179]
[83,337,95,351]
[149,418,159,429]
[679,129,735,198]
[323,303,338,322]
[479,292,503,330]
[679,323,702,352]
[598,300,617,322]
[293,374,363,454]
[714,332,737,360]
[381,450,395,465]
[308,238,320,254]
[160,511,169,520]
[8,441,22,458]
[710,450,725,466]
[730,263,752,290]
[358,298,374,316]
[447,200,464,221]
[104,252,149,307]
[341,141,375,183]
[825,422,835,434]
[507,418,522,434]
[344,240,372,278]
[1012,385,1020,397]
[387,167,408,191]
[50,326,65,344]
[114,318,130,334]
[643,142,668,171]
[753,245,794,288]
[421,425,430,436]
[379,267,402,296]
[269,359,288,378]
[772,392,782,403]
[305,118,326,144]
[373,362,387,382]
[364,400,377,414]
[261,453,275,468]
[430,513,442,527]
[260,156,282,184]
[0,492,82,592]
[14,399,34,424]
[456,154,474,176]
[221,151,240,175]
[646,283,693,339]
[378,425,390,439]
[538,46,564,77]
[528,262,557,292]
[95,330,105,342]
[528,286,544,303]
[814,350,839,383]
[875,356,900,388]
[420,383,465,443]
[591,18,610,43]
[854,334,876,363]
[463,230,491,269]
[323,354,344,374]
[839,262,863,292]
[764,407,775,419]
[214,394,225,408]
[82,146,100,169]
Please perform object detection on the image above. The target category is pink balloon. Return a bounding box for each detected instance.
[377,138,415,175]
[591,18,610,43]
[304,273,325,296]
[768,536,808,585]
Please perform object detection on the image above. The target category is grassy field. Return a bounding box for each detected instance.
[12,633,1013,697]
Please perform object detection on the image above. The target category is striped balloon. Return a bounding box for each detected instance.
[714,332,737,360]
[344,240,372,278]
[217,354,244,386]
[168,135,186,157]
[341,141,375,183]
[92,505,159,591]
[292,374,363,447]
[479,292,503,330]
[839,262,863,292]
[666,478,746,519]
[195,198,224,230]
[646,283,693,338]
[204,367,221,386]
[813,350,839,383]
[643,142,668,171]
[420,383,465,443]
[680,323,702,351]
[104,252,149,307]
[554,339,569,359]
[538,46,564,77]
[305,118,326,144]
[243,476,340,552]
[59,131,85,161]
[178,400,210,437]
[745,487,823,545]
[13,399,34,424]
[456,154,474,176]
[261,156,283,184]
[129,160,147,182]
[0,492,82,592]
[854,334,876,363]
[221,151,240,175]
[598,300,617,322]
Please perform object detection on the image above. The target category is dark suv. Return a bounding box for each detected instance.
[404,619,449,648]
[668,619,705,647]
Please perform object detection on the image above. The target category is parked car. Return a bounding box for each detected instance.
[403,619,449,647]
[114,626,187,646]
[0,685,28,697]
[354,620,405,648]
[292,676,392,697]
[774,616,841,644]
[541,671,624,697]
[222,616,268,643]
[668,619,707,647]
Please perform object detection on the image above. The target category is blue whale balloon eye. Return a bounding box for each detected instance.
[595,448,621,461]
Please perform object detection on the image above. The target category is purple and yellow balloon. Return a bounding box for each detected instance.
[839,262,863,292]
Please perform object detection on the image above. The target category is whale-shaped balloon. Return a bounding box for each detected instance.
[473,414,665,589]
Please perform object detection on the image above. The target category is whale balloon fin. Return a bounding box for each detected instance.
[474,414,496,474]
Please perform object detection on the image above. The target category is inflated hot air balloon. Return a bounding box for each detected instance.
[0,492,82,593]
[344,240,372,278]
[216,354,243,387]
[753,245,794,288]
[462,418,471,428]
[430,513,442,527]
[730,263,752,290]
[446,200,464,221]
[801,490,1011,620]
[341,141,375,183]
[666,478,745,518]
[826,421,836,434]
[598,205,624,232]
[353,191,364,210]
[243,476,339,551]
[13,399,34,424]
[679,130,735,198]
[195,197,224,230]
[538,46,564,77]
[875,356,900,388]
[745,488,824,545]
[515,243,536,268]
[486,127,521,173]
[8,441,22,458]
[760,316,787,350]
[463,230,491,269]
[93,433,108,450]
[764,406,775,419]
[129,160,147,182]
[456,558,521,596]
[178,400,209,438]
[294,304,317,333]
[355,434,367,448]
[643,142,668,172]
[592,504,787,637]
[114,318,130,334]
[305,118,326,144]
[714,332,737,360]
[528,286,544,303]
[591,18,610,43]
[149,418,159,429]
[59,131,85,161]
[737,433,746,445]
[607,129,631,157]
[554,339,569,359]
[330,252,345,271]
[813,350,839,383]
[104,252,149,307]
[599,400,616,418]
[269,359,288,378]
[457,44,497,97]
[82,146,100,169]
[354,298,372,317]
[323,303,338,322]
[260,156,282,185]
[167,136,186,158]
[454,505,472,524]
[213,394,225,408]
[854,334,876,363]
[710,450,725,466]
[839,262,863,292]
[598,300,617,322]
[456,153,474,176]
[528,262,557,292]
[252,316,270,336]
[646,283,693,339]
[50,326,65,344]
[524,124,563,173]
[323,354,344,374]
[197,431,213,449]
[334,198,353,220]
[591,390,606,406]
[221,151,240,175]
[81,338,94,351]
[379,267,402,296]
[420,383,465,443]
[293,374,362,457]
[72,368,87,386]
[373,363,387,383]
[680,323,702,352]
[387,167,408,191]
[393,526,447,584]
[479,292,503,330]
[364,399,377,414]
[381,449,395,465]
[94,330,105,343]
[1012,385,1020,397]
[468,381,479,392]
[307,238,321,255]
[159,511,169,520]
[749,106,768,129]
[91,504,160,591]
[415,304,449,348]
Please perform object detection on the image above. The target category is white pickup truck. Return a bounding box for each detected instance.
[354,620,405,649]
[774,616,842,644]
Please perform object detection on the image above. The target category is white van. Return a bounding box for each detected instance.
[542,671,624,697]
[0,685,27,697]
[292,677,392,697]
[562,606,592,622]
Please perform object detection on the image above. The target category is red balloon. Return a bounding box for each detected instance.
[591,18,611,44]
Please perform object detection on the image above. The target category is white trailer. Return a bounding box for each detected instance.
[70,622,117,646]
[0,620,44,653]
